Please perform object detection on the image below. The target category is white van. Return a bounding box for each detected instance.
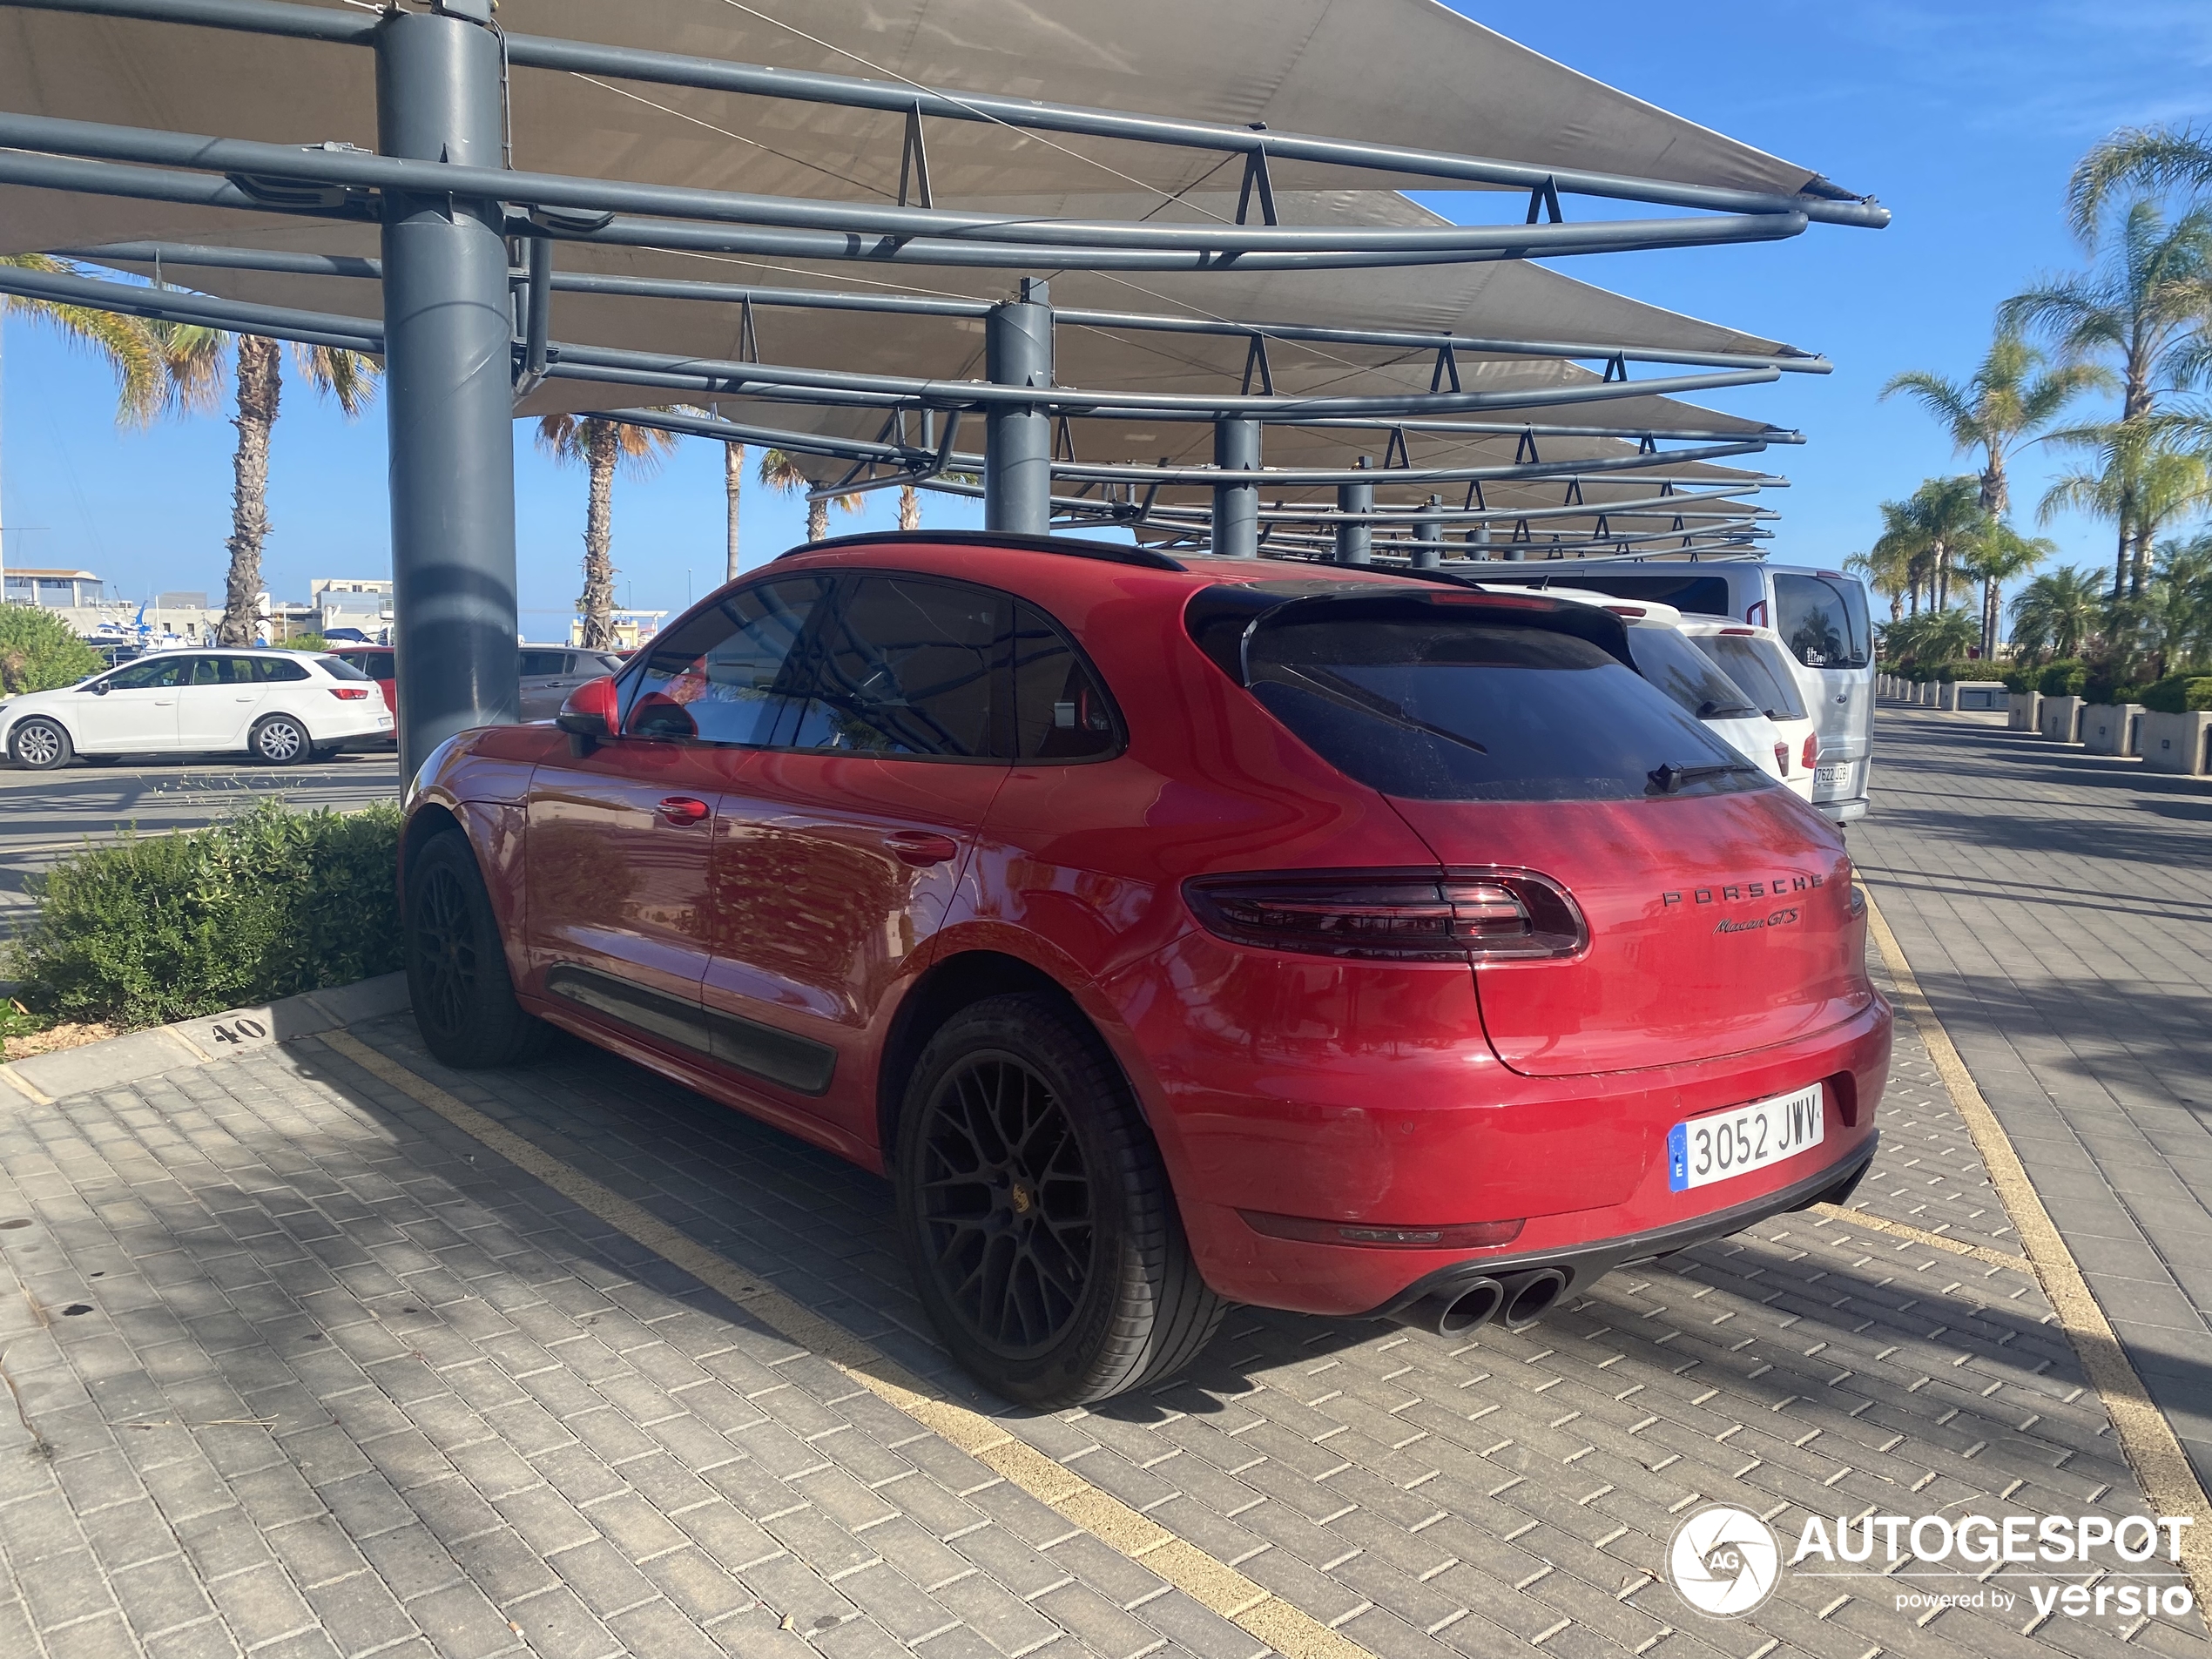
[1464,557,1875,822]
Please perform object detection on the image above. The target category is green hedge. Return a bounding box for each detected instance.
[2140,674,2212,714]
[11,799,401,1029]
[0,604,102,695]
[2037,660,2088,697]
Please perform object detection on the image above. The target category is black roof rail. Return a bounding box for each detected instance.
[775,528,1186,572]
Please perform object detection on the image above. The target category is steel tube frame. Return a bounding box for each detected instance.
[0,112,1817,268]
[1336,462,1375,564]
[71,240,1830,375]
[0,0,1888,229]
[376,6,518,779]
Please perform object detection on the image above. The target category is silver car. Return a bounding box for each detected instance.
[518,647,628,721]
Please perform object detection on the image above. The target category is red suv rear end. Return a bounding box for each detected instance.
[401,533,1889,1406]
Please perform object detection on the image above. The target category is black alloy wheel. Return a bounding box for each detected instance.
[895,994,1225,1406]
[403,832,550,1068]
[919,1052,1096,1357]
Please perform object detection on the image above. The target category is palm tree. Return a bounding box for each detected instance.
[2002,203,2212,596]
[1953,521,2056,660]
[536,414,680,650]
[2067,125,2212,243]
[158,325,380,644]
[1878,477,1986,614]
[1884,605,1979,668]
[2146,533,2212,672]
[1868,502,1934,617]
[1881,331,2107,520]
[2008,566,2107,663]
[899,482,922,533]
[2038,418,2212,598]
[1844,544,1914,624]
[758,448,860,543]
[722,440,744,583]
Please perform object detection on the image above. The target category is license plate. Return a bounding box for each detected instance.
[1816,764,1847,785]
[1667,1083,1824,1192]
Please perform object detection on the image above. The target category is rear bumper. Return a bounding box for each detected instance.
[1360,1135,1875,1318]
[1103,934,1892,1317]
[1817,796,1868,823]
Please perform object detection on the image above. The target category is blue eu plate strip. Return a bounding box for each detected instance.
[1667,1123,1689,1193]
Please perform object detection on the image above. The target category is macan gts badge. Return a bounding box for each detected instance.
[401,532,1892,1406]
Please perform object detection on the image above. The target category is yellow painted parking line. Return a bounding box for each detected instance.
[0,1063,52,1106]
[1805,1204,2033,1272]
[1863,892,2212,1613]
[317,1028,1373,1659]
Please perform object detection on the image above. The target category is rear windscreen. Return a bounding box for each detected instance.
[1494,572,1734,616]
[1691,635,1809,721]
[1622,627,1759,721]
[1246,616,1768,802]
[1774,574,1871,669]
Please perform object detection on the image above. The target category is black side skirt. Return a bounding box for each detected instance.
[544,964,837,1098]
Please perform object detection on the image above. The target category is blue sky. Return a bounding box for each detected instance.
[6,0,2211,628]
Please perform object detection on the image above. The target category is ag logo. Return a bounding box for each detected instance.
[1667,1504,1780,1618]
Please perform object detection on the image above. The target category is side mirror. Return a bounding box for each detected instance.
[555,674,618,753]
[91,680,111,696]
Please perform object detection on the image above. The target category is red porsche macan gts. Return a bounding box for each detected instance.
[401,532,1891,1406]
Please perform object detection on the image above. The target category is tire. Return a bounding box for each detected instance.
[250,713,311,765]
[404,830,552,1069]
[8,718,73,771]
[894,993,1225,1406]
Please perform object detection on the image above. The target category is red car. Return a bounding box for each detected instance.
[401,533,1890,1406]
[324,644,398,725]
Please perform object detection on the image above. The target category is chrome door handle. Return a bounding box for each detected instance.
[886,830,959,867]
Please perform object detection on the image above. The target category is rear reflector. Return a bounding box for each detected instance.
[1240,1211,1526,1250]
[1183,867,1586,962]
[1802,733,1820,771]
[1774,741,1789,775]
[329,686,372,699]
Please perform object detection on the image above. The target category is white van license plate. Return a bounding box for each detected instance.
[1668,1084,1824,1192]
[1816,764,1847,786]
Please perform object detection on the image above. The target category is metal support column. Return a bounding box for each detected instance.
[378,4,519,780]
[985,277,1053,535]
[1467,524,1493,560]
[1335,455,1373,563]
[1411,494,1442,570]
[1212,417,1260,556]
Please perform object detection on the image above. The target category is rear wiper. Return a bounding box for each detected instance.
[1279,664,1490,755]
[1647,759,1757,795]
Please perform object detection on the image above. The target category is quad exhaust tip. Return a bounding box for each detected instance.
[1390,1265,1568,1337]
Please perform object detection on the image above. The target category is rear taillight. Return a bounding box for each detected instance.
[1182,868,1586,961]
[1802,734,1820,771]
[1774,741,1789,775]
[329,686,371,699]
[1239,1211,1525,1250]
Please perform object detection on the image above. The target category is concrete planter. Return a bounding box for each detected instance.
[2080,704,2144,757]
[2139,710,2212,776]
[2008,691,2041,731]
[2039,695,2085,744]
[1946,681,2006,712]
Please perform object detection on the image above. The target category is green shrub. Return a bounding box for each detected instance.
[2000,669,2037,693]
[2038,660,2088,697]
[284,633,329,653]
[0,604,102,695]
[2139,675,2212,714]
[10,799,401,1029]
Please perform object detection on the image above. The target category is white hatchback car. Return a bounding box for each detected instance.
[1675,618,1821,804]
[1,648,395,769]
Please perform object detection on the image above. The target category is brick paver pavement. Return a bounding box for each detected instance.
[1851,705,2212,1491]
[2,922,2202,1656]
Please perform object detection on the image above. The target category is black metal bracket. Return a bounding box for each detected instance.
[897,103,934,209]
[1235,126,1278,226]
[1240,334,1275,395]
[1525,177,1564,224]
[1429,345,1460,394]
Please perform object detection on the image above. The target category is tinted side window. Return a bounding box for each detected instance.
[186,656,248,685]
[1009,603,1118,760]
[792,576,1003,759]
[1774,575,1870,669]
[102,658,184,690]
[519,650,570,677]
[624,577,830,743]
[1622,628,1757,721]
[1501,573,1735,617]
[260,657,311,683]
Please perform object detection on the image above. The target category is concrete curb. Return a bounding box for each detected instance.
[0,972,410,1103]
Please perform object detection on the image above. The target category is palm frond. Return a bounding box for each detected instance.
[2068,125,2212,243]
